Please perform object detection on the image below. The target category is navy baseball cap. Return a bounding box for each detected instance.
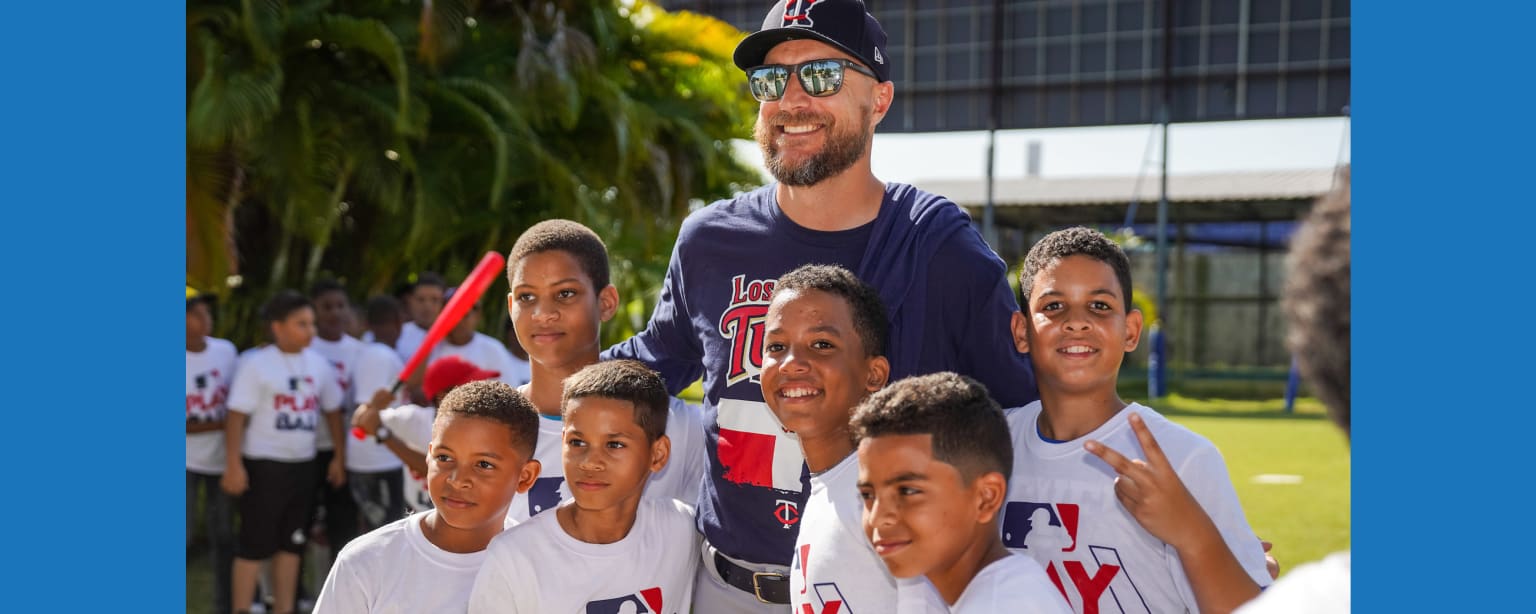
[733,0,891,83]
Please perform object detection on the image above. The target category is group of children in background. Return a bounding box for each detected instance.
[190,185,1349,612]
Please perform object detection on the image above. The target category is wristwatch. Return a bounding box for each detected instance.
[374,426,391,443]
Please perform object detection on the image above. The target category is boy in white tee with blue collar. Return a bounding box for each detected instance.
[498,220,706,525]
[1001,227,1271,613]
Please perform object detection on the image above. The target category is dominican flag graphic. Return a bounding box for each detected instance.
[716,398,804,492]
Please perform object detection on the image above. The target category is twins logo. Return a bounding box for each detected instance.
[1003,501,1150,614]
[792,544,849,614]
[781,0,824,28]
[718,275,775,387]
[775,499,800,528]
[585,587,663,614]
[527,476,565,516]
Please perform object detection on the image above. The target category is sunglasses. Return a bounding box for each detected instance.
[746,58,878,103]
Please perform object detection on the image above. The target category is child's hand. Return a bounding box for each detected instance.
[367,387,395,410]
[327,456,347,488]
[352,401,382,435]
[1261,539,1280,579]
[221,464,248,496]
[1083,412,1213,550]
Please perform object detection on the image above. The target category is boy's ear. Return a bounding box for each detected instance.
[864,355,891,392]
[649,434,671,473]
[1124,308,1145,353]
[598,284,619,323]
[516,459,543,493]
[974,471,1009,524]
[1009,310,1030,354]
[505,292,516,315]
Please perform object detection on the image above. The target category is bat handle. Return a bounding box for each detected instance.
[351,379,407,441]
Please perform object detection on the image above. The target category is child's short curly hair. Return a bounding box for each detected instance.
[435,379,541,459]
[561,360,670,443]
[507,219,611,290]
[1018,226,1134,311]
[851,372,1012,482]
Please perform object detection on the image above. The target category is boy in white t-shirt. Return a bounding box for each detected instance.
[500,219,706,524]
[853,372,1070,613]
[468,360,699,613]
[306,278,364,590]
[313,379,543,613]
[756,264,904,613]
[341,294,410,531]
[222,289,346,614]
[395,271,445,361]
[187,287,238,614]
[1002,227,1270,613]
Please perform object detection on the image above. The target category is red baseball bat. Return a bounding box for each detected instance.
[352,250,506,440]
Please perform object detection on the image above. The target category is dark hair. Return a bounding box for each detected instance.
[561,360,669,443]
[851,372,1012,482]
[436,379,541,458]
[1018,226,1135,312]
[507,219,611,291]
[261,290,312,323]
[414,271,447,291]
[365,295,404,326]
[309,277,347,301]
[772,264,888,357]
[1284,168,1350,437]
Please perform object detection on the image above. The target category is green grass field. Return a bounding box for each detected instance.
[187,394,1349,612]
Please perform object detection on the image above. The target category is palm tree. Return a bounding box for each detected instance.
[187,0,759,347]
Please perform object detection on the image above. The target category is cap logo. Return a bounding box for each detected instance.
[873,47,883,64]
[782,0,823,28]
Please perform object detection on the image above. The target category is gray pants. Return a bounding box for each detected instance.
[348,469,406,532]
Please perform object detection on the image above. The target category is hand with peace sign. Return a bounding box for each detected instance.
[1084,411,1264,614]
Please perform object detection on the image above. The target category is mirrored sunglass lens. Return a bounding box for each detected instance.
[749,67,789,100]
[798,60,845,96]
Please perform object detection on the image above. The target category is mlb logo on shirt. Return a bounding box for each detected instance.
[1001,501,1079,552]
[585,587,663,614]
[527,476,565,516]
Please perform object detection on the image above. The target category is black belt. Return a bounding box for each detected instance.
[712,551,791,605]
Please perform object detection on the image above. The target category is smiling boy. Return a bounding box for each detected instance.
[468,360,698,613]
[502,220,705,524]
[853,372,1068,613]
[312,379,542,613]
[1002,227,1270,613]
[758,264,911,612]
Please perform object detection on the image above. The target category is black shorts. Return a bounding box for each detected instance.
[236,457,319,559]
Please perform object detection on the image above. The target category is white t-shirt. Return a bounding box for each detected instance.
[468,497,700,614]
[506,397,707,524]
[347,342,407,472]
[949,554,1073,613]
[228,346,343,462]
[311,511,488,614]
[1001,402,1270,613]
[790,454,900,613]
[187,337,238,474]
[310,335,366,452]
[381,403,437,513]
[428,332,528,390]
[1232,551,1349,614]
[395,321,427,363]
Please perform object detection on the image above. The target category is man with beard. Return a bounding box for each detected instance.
[602,1,1038,611]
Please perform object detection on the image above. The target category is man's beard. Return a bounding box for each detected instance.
[755,107,872,187]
